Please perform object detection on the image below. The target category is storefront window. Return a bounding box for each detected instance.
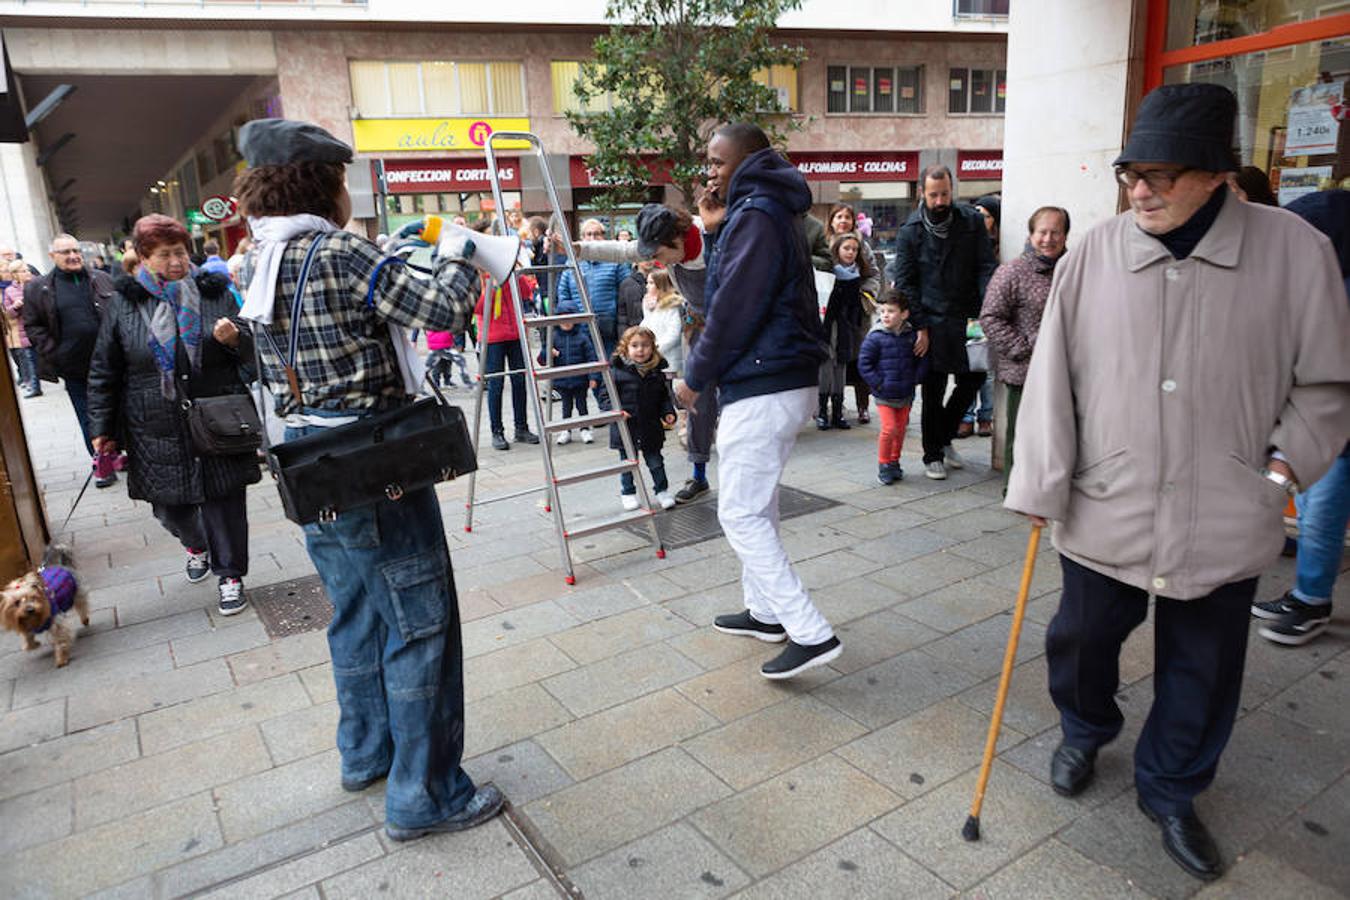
[1164,31,1349,202]
[1167,0,1350,51]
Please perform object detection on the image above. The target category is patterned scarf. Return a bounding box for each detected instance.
[138,265,203,400]
[920,203,951,241]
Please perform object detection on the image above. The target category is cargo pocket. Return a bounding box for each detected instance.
[381,552,450,642]
[1071,447,1129,500]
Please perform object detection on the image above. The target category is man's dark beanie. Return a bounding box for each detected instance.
[1114,83,1238,172]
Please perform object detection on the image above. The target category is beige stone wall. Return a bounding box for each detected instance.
[2,28,277,76]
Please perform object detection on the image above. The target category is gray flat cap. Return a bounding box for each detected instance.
[238,118,354,168]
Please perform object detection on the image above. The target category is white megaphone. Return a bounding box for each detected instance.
[422,216,522,283]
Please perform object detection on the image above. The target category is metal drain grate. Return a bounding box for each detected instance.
[621,484,840,550]
[250,574,333,639]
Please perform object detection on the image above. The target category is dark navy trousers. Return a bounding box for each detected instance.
[1047,554,1256,816]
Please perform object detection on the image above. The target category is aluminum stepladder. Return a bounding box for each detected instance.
[462,130,665,584]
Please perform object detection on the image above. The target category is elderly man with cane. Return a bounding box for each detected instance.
[1005,84,1350,880]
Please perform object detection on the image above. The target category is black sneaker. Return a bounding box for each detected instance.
[185,548,211,583]
[713,610,787,643]
[1251,591,1301,620]
[760,637,843,680]
[491,432,510,451]
[877,462,903,485]
[674,478,710,503]
[514,428,540,445]
[94,471,118,489]
[1258,600,1331,646]
[385,783,504,842]
[217,577,247,616]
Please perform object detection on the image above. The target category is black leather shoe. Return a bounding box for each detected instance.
[1049,743,1096,797]
[1137,796,1222,881]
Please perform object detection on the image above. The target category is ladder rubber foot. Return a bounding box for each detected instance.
[544,505,551,513]
[656,549,666,559]
[464,526,472,532]
[564,575,576,585]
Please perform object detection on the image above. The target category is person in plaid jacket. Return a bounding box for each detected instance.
[233,118,503,841]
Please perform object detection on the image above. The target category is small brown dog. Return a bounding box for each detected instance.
[0,547,89,667]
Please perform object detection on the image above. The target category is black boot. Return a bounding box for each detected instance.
[830,394,851,429]
[815,394,831,430]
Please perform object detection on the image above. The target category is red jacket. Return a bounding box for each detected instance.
[474,274,533,344]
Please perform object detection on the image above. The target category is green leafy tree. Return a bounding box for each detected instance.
[567,0,806,209]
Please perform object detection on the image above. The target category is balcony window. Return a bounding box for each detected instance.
[349,60,526,118]
[828,65,924,115]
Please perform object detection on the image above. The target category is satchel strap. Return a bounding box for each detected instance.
[254,232,328,410]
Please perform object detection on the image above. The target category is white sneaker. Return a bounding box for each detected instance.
[925,460,947,480]
[556,430,572,445]
[621,494,640,511]
[944,445,966,469]
[655,491,676,509]
[580,428,594,444]
[217,577,247,616]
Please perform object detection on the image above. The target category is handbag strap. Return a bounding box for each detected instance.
[251,233,328,454]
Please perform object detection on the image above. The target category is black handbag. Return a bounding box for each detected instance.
[182,393,263,457]
[252,233,477,525]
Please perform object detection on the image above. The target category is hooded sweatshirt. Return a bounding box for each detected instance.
[683,148,827,404]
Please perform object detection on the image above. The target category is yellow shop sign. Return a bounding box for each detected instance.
[351,118,532,153]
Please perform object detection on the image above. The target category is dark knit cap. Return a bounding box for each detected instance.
[238,118,354,168]
[974,195,1001,228]
[1114,83,1238,172]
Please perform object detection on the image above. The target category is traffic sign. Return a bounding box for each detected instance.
[201,195,238,222]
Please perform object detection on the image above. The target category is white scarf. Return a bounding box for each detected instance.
[241,214,423,398]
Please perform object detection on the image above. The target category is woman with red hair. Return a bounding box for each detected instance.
[86,214,260,616]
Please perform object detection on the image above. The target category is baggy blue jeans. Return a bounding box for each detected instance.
[1293,443,1350,604]
[289,420,476,827]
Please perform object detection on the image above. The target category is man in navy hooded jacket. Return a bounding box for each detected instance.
[676,123,840,680]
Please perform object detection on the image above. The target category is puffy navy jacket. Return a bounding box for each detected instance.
[683,148,827,405]
[537,324,597,391]
[556,260,631,343]
[857,322,929,405]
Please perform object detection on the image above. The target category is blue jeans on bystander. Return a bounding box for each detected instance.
[1293,443,1350,605]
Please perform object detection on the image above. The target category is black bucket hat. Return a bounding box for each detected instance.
[1114,83,1238,172]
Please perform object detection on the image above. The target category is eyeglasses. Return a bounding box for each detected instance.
[1115,166,1192,192]
[52,248,81,256]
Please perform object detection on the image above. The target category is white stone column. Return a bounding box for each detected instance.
[0,141,56,263]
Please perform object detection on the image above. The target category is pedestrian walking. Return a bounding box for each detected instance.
[3,261,42,397]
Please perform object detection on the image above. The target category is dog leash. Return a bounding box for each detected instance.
[56,469,95,537]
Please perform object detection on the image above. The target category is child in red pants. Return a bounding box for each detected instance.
[857,289,928,484]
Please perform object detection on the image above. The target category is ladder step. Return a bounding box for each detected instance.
[543,410,624,433]
[518,264,573,274]
[538,360,609,381]
[553,459,639,487]
[564,508,655,540]
[525,312,596,328]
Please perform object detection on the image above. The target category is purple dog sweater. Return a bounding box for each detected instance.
[35,565,77,633]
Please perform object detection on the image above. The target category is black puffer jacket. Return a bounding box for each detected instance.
[607,355,675,452]
[86,272,261,505]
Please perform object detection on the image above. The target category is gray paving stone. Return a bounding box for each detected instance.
[972,553,1065,599]
[809,575,906,625]
[542,640,703,718]
[1263,654,1350,739]
[522,747,733,866]
[321,818,538,900]
[684,695,867,790]
[946,526,1043,569]
[0,792,222,898]
[868,549,991,601]
[260,700,340,765]
[662,583,744,629]
[8,642,173,709]
[462,599,581,659]
[924,505,1025,542]
[464,682,574,758]
[297,662,336,704]
[1196,849,1345,900]
[226,630,331,686]
[538,688,718,780]
[75,726,272,830]
[675,653,838,723]
[871,760,1081,890]
[692,753,901,877]
[0,782,71,854]
[850,526,960,567]
[548,605,693,666]
[197,833,384,900]
[902,487,996,519]
[0,697,65,753]
[918,611,1047,680]
[894,577,1020,635]
[829,608,946,675]
[836,698,1024,801]
[111,584,218,627]
[138,672,312,754]
[0,719,139,802]
[660,553,745,593]
[831,506,935,540]
[812,647,982,729]
[664,627,764,671]
[464,738,575,808]
[463,637,577,704]
[1252,773,1350,895]
[153,800,375,898]
[780,525,869,563]
[67,657,235,731]
[552,581,649,623]
[214,747,351,842]
[170,617,271,667]
[730,826,953,900]
[0,676,13,712]
[965,837,1152,899]
[793,549,884,591]
[571,822,751,900]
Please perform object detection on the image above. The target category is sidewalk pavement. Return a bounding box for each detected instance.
[2,380,1346,900]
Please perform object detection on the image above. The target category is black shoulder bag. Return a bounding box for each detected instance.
[252,233,477,525]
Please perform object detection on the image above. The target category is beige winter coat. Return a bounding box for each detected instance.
[1005,194,1350,599]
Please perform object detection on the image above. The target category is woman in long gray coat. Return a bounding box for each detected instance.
[87,214,259,616]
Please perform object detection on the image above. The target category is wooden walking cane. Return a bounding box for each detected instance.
[962,523,1043,842]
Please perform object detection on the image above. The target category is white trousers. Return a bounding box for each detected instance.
[715,386,834,646]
